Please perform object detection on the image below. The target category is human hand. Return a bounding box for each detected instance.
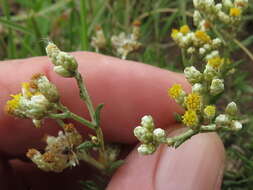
[0,52,224,190]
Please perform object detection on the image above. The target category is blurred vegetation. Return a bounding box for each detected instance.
[0,0,253,189]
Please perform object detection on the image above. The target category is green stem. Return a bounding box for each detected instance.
[74,72,107,166]
[167,125,217,148]
[75,72,96,123]
[78,151,105,171]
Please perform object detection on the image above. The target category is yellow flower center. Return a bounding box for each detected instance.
[5,93,22,114]
[195,30,211,43]
[204,105,216,118]
[182,110,198,127]
[184,93,202,111]
[171,29,179,39]
[180,25,190,35]
[168,84,183,99]
[207,56,224,69]
[230,8,241,17]
[22,82,33,98]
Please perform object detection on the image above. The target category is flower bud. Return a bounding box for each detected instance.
[33,75,59,102]
[203,64,218,81]
[134,126,153,143]
[141,115,154,131]
[210,79,224,95]
[184,66,202,84]
[32,119,43,128]
[231,120,242,131]
[225,102,238,116]
[137,144,156,155]
[153,128,166,143]
[215,114,230,125]
[192,83,204,94]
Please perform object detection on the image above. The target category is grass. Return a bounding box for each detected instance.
[0,0,253,189]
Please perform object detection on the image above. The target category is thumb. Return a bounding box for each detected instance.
[107,128,225,190]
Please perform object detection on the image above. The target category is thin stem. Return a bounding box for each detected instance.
[78,151,105,171]
[233,39,253,63]
[74,72,96,124]
[167,125,217,148]
[74,72,107,166]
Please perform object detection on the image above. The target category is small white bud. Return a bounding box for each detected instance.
[215,114,230,125]
[184,66,202,84]
[215,3,222,10]
[222,0,233,8]
[153,128,166,142]
[212,38,222,48]
[225,102,238,116]
[203,64,218,80]
[199,47,206,55]
[134,126,153,143]
[187,47,195,54]
[137,144,156,155]
[231,120,242,130]
[141,115,154,131]
[210,79,224,95]
[192,83,204,94]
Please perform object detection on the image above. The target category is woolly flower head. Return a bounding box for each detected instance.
[182,110,199,127]
[168,84,183,99]
[230,8,241,17]
[204,105,216,119]
[207,56,224,70]
[184,93,202,111]
[195,30,211,43]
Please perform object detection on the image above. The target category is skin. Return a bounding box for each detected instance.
[0,52,225,190]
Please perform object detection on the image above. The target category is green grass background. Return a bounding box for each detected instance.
[0,0,253,189]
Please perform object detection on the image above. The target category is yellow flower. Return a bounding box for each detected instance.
[195,30,211,43]
[180,25,190,35]
[230,8,241,17]
[5,93,22,114]
[184,93,202,111]
[204,105,216,119]
[168,84,183,99]
[171,29,179,39]
[207,56,224,69]
[182,110,199,127]
[22,82,33,98]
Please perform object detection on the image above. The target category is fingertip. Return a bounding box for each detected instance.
[107,131,225,190]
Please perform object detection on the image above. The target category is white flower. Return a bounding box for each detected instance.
[210,78,224,95]
[192,83,204,94]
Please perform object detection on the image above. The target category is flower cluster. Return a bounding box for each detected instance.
[5,74,59,128]
[171,25,223,59]
[46,42,78,77]
[111,20,141,59]
[134,115,166,155]
[27,123,83,172]
[193,0,248,26]
[133,0,245,155]
[91,26,106,52]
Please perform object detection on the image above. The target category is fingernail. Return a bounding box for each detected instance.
[155,132,225,190]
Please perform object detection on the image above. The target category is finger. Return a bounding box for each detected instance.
[107,130,225,190]
[0,52,189,156]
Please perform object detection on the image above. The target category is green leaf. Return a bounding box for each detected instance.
[0,18,33,35]
[77,141,94,151]
[94,104,104,126]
